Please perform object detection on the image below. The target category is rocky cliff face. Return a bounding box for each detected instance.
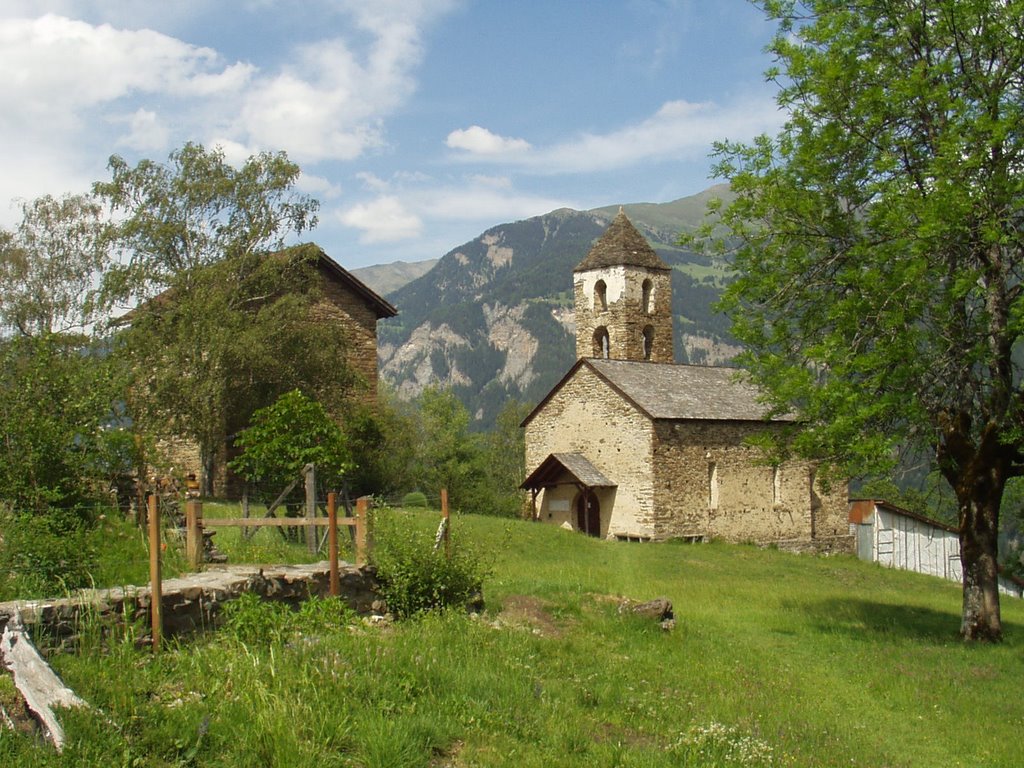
[378,189,737,429]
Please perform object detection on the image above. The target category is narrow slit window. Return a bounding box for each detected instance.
[708,462,719,509]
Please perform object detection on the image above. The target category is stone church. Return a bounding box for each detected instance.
[520,210,850,549]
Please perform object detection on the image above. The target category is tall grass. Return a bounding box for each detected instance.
[1,512,1022,767]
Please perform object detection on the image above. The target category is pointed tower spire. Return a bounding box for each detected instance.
[574,209,670,273]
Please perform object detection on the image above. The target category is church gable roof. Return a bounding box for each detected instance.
[574,210,670,272]
[586,359,791,422]
[521,358,792,428]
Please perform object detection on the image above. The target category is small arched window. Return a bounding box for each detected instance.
[642,325,654,360]
[641,278,653,314]
[593,327,610,358]
[594,280,607,311]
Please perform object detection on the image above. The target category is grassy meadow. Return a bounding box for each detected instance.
[2,509,1023,767]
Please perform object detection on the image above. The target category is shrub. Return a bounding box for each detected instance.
[401,491,429,509]
[370,509,486,619]
[0,509,97,598]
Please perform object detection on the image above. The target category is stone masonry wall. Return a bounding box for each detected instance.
[315,269,382,407]
[574,266,673,363]
[147,268,383,496]
[526,366,654,538]
[0,563,383,649]
[652,420,850,548]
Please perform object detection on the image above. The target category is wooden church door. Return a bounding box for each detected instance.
[576,490,601,537]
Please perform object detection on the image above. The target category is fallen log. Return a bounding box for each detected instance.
[0,611,87,752]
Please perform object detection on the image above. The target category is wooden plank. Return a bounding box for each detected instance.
[0,612,87,752]
[203,517,357,527]
[305,463,317,555]
[148,494,162,653]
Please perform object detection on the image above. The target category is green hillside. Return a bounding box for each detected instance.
[9,512,1023,767]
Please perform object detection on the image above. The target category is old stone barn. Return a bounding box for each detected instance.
[521,210,849,549]
[146,244,396,495]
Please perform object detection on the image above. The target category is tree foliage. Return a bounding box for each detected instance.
[0,335,126,516]
[704,0,1024,640]
[0,194,109,337]
[229,389,351,497]
[97,144,346,493]
[115,248,352,492]
[96,142,318,305]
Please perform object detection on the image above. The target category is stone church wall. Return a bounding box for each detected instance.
[651,420,849,546]
[525,366,655,538]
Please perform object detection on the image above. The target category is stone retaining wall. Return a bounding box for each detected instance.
[0,562,383,649]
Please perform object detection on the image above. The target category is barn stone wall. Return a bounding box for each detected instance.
[525,366,655,538]
[315,267,383,406]
[145,266,384,497]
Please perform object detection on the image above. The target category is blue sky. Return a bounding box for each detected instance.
[0,1,783,269]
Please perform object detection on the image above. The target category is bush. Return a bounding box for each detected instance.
[401,491,429,509]
[370,509,486,619]
[0,509,98,598]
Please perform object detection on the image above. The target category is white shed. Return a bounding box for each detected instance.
[849,499,1023,598]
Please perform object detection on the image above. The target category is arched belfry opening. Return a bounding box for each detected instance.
[572,209,673,362]
[642,325,655,361]
[593,327,610,358]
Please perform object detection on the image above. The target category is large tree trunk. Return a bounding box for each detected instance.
[956,473,1003,642]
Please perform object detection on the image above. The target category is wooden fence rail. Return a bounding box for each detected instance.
[150,494,371,652]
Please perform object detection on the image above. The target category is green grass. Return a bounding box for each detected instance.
[2,511,1023,767]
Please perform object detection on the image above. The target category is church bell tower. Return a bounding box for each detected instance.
[573,209,673,363]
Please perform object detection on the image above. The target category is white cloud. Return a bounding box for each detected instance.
[117,108,170,151]
[0,3,456,213]
[339,196,422,243]
[450,96,783,174]
[0,15,239,113]
[297,172,343,200]
[419,186,568,222]
[446,126,532,155]
[336,174,572,247]
[356,172,392,192]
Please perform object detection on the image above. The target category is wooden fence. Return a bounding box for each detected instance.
[144,484,451,652]
[145,492,370,653]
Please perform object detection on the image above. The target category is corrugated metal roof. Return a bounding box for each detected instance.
[574,209,670,272]
[586,358,791,422]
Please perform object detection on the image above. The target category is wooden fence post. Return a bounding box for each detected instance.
[147,494,162,653]
[441,488,450,559]
[355,496,369,567]
[328,492,339,596]
[304,463,317,555]
[185,499,203,570]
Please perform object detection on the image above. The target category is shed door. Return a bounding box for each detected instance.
[576,490,601,538]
